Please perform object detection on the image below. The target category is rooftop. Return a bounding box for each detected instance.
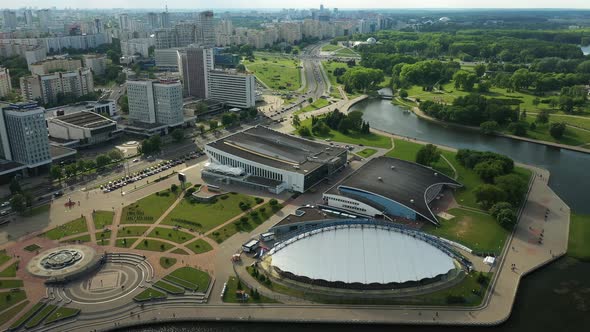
[326,156,461,224]
[206,126,347,174]
[51,111,115,129]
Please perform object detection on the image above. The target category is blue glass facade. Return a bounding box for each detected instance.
[339,187,418,220]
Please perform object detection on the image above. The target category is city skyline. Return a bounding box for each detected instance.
[4,0,590,9]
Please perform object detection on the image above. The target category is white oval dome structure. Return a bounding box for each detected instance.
[267,224,459,289]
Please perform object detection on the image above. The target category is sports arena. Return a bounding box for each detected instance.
[262,220,469,291]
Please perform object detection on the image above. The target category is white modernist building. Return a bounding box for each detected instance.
[207,70,256,108]
[204,126,347,193]
[126,79,184,127]
[47,111,119,147]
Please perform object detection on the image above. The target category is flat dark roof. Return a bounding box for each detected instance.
[272,206,334,228]
[326,156,461,224]
[207,126,346,174]
[55,111,114,128]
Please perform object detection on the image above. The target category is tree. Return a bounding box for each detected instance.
[298,126,312,137]
[9,178,21,195]
[535,110,549,124]
[480,121,499,135]
[292,114,301,127]
[415,144,441,166]
[76,159,87,173]
[221,113,237,126]
[209,120,218,130]
[96,154,112,169]
[64,164,78,178]
[453,70,478,91]
[549,122,566,139]
[507,122,527,136]
[108,149,124,161]
[474,184,507,209]
[530,122,537,130]
[269,199,278,206]
[170,184,178,192]
[248,107,258,118]
[474,63,486,77]
[497,208,517,229]
[312,121,330,136]
[50,165,64,184]
[489,202,513,218]
[171,128,185,142]
[23,192,33,208]
[399,89,408,98]
[85,160,97,170]
[308,97,313,103]
[474,160,505,183]
[495,174,527,205]
[118,95,128,113]
[10,194,26,215]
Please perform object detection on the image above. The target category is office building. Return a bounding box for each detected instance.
[196,11,215,46]
[2,10,17,30]
[20,68,94,105]
[83,54,107,75]
[207,70,256,108]
[126,79,184,126]
[0,67,11,98]
[29,58,82,75]
[204,126,347,193]
[0,102,51,167]
[179,47,214,98]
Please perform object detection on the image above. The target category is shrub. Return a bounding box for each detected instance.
[254,197,264,204]
[489,202,513,218]
[269,199,278,206]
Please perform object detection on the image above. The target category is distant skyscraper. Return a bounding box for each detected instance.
[320,4,325,12]
[94,18,103,33]
[2,10,17,30]
[159,11,170,28]
[180,47,214,99]
[196,11,215,46]
[37,9,51,31]
[119,13,130,30]
[24,10,34,27]
[147,12,159,29]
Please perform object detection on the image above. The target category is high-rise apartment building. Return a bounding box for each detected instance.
[2,10,17,30]
[24,10,33,27]
[159,11,171,29]
[147,12,159,29]
[126,79,183,126]
[196,11,215,46]
[83,54,107,75]
[20,68,94,105]
[207,70,256,108]
[119,13,130,30]
[0,67,11,98]
[37,9,51,31]
[179,47,214,98]
[0,102,51,167]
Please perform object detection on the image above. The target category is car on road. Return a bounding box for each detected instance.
[53,191,64,198]
[1,201,9,208]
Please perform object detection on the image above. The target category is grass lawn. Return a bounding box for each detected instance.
[423,208,509,254]
[0,250,10,266]
[246,53,301,91]
[7,301,35,329]
[333,47,359,57]
[23,244,41,252]
[541,113,590,131]
[133,288,166,302]
[162,192,256,232]
[186,239,213,254]
[297,98,330,114]
[114,237,138,248]
[168,267,210,291]
[568,213,590,261]
[147,227,195,244]
[95,230,111,241]
[0,301,29,327]
[321,44,341,52]
[223,276,278,303]
[209,202,282,244]
[59,234,91,243]
[0,261,18,277]
[172,248,188,255]
[159,257,177,269]
[356,148,378,158]
[134,239,174,252]
[298,117,392,149]
[0,290,26,312]
[43,217,88,240]
[121,189,178,224]
[97,239,110,246]
[117,226,149,237]
[92,210,114,229]
[511,117,590,147]
[386,139,455,178]
[44,307,80,324]
[409,272,491,306]
[322,60,362,99]
[0,279,23,289]
[154,280,184,295]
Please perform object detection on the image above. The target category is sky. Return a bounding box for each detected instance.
[8,1,590,10]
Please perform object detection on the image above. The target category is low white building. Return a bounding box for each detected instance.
[47,111,119,147]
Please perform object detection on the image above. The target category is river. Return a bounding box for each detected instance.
[131,98,590,331]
